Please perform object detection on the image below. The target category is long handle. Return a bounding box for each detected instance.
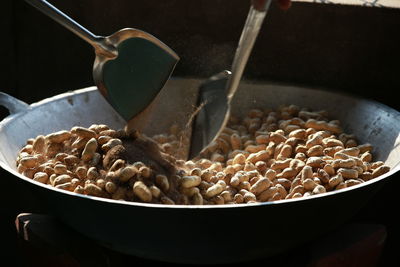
[25,0,116,57]
[225,0,272,100]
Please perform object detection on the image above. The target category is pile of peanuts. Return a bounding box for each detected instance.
[16,104,390,205]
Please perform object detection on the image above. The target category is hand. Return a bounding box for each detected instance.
[277,0,292,10]
[253,0,292,11]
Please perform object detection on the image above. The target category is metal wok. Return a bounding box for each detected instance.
[1,78,400,264]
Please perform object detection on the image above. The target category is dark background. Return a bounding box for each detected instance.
[1,0,400,106]
[1,0,400,266]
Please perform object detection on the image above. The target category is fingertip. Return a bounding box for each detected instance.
[278,0,292,10]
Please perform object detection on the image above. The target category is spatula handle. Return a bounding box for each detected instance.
[25,0,116,57]
[252,0,272,11]
[225,0,272,100]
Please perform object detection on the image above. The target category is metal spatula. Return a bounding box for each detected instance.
[25,0,179,122]
[189,0,272,159]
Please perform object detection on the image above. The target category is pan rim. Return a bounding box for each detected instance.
[1,154,398,210]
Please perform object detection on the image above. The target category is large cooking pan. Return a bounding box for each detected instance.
[1,78,400,264]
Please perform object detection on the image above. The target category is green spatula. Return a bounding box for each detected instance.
[25,0,179,122]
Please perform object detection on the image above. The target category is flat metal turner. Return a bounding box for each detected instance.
[189,0,272,159]
[25,0,179,123]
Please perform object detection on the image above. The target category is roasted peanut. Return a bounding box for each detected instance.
[277,144,292,160]
[98,135,112,145]
[304,119,342,134]
[74,185,85,194]
[372,165,390,178]
[17,105,390,205]
[53,174,72,186]
[181,187,200,197]
[101,138,122,152]
[307,145,324,157]
[289,129,307,139]
[84,183,103,197]
[243,191,257,203]
[99,129,116,137]
[247,150,270,164]
[20,145,33,154]
[265,169,277,180]
[205,180,226,198]
[371,161,384,169]
[64,155,79,166]
[81,138,98,161]
[181,175,201,188]
[306,157,324,168]
[275,183,287,198]
[75,166,87,180]
[72,137,90,149]
[71,126,97,139]
[287,185,305,199]
[303,178,317,191]
[232,153,246,165]
[317,169,330,184]
[109,159,125,172]
[71,177,82,188]
[250,177,272,195]
[345,179,362,187]
[360,172,373,181]
[220,190,233,202]
[33,172,48,184]
[46,130,71,143]
[339,147,360,157]
[20,156,38,168]
[306,133,324,149]
[233,193,244,204]
[337,168,358,179]
[323,164,335,176]
[160,196,175,205]
[358,143,373,154]
[132,181,152,202]
[55,182,73,191]
[271,158,291,170]
[312,185,326,195]
[322,138,344,148]
[360,152,372,162]
[87,167,99,180]
[328,174,344,189]
[105,181,117,194]
[46,143,63,158]
[149,185,161,199]
[274,178,291,190]
[269,132,287,144]
[118,166,137,182]
[277,167,298,179]
[32,135,46,154]
[245,144,266,154]
[139,166,151,178]
[258,187,278,202]
[192,192,204,205]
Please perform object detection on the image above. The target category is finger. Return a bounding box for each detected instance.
[277,0,292,10]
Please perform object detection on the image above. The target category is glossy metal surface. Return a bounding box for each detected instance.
[189,0,272,159]
[25,0,179,123]
[1,79,400,263]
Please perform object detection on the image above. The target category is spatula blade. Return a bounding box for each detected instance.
[100,36,179,122]
[189,70,232,159]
